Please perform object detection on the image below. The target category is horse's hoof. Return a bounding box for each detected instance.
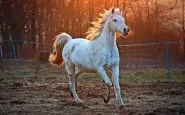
[76,101,84,106]
[103,96,110,103]
[119,105,126,110]
[76,103,84,106]
[76,99,83,103]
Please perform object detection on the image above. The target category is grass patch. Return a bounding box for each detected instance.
[0,60,184,84]
[120,69,185,84]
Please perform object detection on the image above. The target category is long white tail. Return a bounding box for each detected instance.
[48,33,72,66]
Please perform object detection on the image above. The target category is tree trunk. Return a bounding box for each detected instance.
[182,0,185,61]
[116,0,119,7]
[105,0,108,9]
[31,0,37,44]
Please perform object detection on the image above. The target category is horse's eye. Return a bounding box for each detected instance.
[113,19,117,22]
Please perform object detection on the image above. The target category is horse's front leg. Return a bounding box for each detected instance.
[97,67,112,87]
[112,65,125,110]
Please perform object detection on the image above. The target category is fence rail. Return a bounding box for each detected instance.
[118,42,179,47]
[0,39,184,82]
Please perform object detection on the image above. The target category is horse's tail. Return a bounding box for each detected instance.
[48,33,72,66]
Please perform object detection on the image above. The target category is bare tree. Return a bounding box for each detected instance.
[31,0,37,44]
[182,0,185,60]
[116,0,119,7]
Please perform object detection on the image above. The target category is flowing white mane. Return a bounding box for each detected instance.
[86,8,121,40]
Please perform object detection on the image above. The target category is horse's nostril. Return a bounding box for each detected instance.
[124,28,126,33]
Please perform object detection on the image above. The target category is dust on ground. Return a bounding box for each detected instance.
[0,74,185,115]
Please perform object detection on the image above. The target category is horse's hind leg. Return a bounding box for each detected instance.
[70,66,81,97]
[65,62,83,103]
[74,66,81,90]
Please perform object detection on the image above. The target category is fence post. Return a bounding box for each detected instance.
[0,31,2,59]
[165,41,171,82]
[9,35,19,74]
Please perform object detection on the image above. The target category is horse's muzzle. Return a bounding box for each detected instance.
[122,27,129,36]
[122,33,128,36]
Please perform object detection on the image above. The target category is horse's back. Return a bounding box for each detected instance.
[63,38,89,52]
[62,38,94,69]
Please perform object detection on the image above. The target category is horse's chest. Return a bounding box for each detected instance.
[103,52,118,68]
[92,47,119,69]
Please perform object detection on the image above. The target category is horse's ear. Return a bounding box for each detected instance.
[120,9,123,15]
[111,8,115,14]
[119,6,123,15]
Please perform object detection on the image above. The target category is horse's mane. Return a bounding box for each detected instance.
[85,9,112,40]
[86,8,121,40]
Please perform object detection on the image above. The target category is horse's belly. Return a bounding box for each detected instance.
[71,47,94,70]
[73,59,94,70]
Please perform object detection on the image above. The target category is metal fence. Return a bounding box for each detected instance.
[119,41,184,67]
[0,37,184,82]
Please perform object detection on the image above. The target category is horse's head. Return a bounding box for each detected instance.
[109,8,129,36]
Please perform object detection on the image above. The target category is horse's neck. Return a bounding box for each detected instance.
[96,22,116,50]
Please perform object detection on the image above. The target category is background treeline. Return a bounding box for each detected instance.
[0,0,184,59]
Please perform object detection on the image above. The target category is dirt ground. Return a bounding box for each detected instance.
[0,72,185,115]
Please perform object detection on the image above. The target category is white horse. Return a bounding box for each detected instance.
[49,8,129,109]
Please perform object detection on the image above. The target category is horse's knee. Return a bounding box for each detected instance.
[114,85,120,91]
[105,81,112,87]
[69,74,73,77]
[68,81,72,89]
